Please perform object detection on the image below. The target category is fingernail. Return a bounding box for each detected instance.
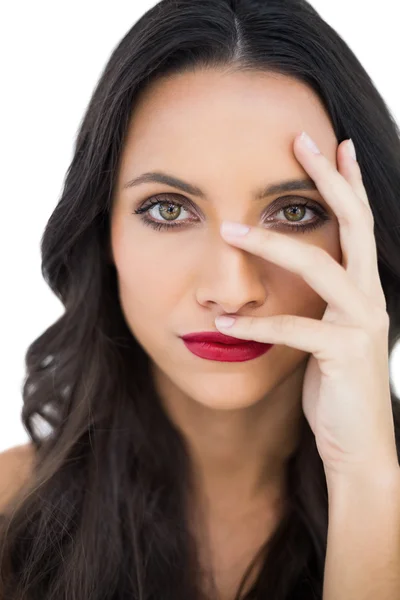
[221,221,250,236]
[215,316,236,328]
[347,138,357,161]
[300,132,321,155]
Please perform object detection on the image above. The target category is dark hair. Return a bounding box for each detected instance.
[1,0,400,598]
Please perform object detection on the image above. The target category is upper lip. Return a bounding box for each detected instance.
[180,331,253,345]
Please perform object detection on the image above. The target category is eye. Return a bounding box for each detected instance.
[133,194,330,234]
[134,195,196,227]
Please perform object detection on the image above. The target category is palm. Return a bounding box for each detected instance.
[301,304,347,464]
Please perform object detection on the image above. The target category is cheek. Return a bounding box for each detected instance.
[111,226,187,332]
[274,227,341,320]
[117,254,174,321]
[304,228,342,318]
[274,268,328,320]
[110,216,203,314]
[320,216,343,262]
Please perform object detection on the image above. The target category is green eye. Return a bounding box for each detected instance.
[133,194,330,234]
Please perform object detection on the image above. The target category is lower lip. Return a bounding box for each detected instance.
[181,340,273,362]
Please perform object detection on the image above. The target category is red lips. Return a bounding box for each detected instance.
[180,331,273,362]
[180,331,251,345]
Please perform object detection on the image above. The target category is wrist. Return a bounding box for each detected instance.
[325,460,400,494]
[323,466,400,600]
[326,465,400,514]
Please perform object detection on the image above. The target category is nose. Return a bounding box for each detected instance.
[196,241,267,314]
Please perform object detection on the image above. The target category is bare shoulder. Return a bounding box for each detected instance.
[0,443,36,514]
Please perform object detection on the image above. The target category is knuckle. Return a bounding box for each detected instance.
[371,307,390,332]
[248,316,258,330]
[360,202,375,226]
[349,312,388,355]
[279,314,297,332]
[350,328,372,356]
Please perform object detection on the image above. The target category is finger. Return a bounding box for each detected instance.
[293,133,370,225]
[336,139,385,306]
[293,133,382,303]
[220,225,372,324]
[215,313,349,361]
[337,139,371,211]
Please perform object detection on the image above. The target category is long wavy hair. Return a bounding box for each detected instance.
[1,0,400,598]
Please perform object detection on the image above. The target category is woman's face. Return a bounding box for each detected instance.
[110,68,341,412]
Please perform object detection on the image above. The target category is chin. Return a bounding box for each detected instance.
[188,380,270,411]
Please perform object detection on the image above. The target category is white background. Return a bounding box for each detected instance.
[1,1,399,453]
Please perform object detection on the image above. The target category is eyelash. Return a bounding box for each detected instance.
[133,194,330,234]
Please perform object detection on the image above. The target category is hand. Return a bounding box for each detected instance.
[215,132,399,486]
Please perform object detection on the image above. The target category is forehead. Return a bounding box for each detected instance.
[117,69,337,188]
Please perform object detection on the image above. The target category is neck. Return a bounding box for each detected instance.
[153,358,308,519]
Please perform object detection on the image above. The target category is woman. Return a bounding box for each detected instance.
[1,0,400,598]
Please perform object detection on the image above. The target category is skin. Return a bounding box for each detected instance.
[110,67,342,592]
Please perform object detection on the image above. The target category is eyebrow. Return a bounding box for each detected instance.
[122,170,318,200]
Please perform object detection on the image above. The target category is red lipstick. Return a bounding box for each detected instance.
[180,331,273,362]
